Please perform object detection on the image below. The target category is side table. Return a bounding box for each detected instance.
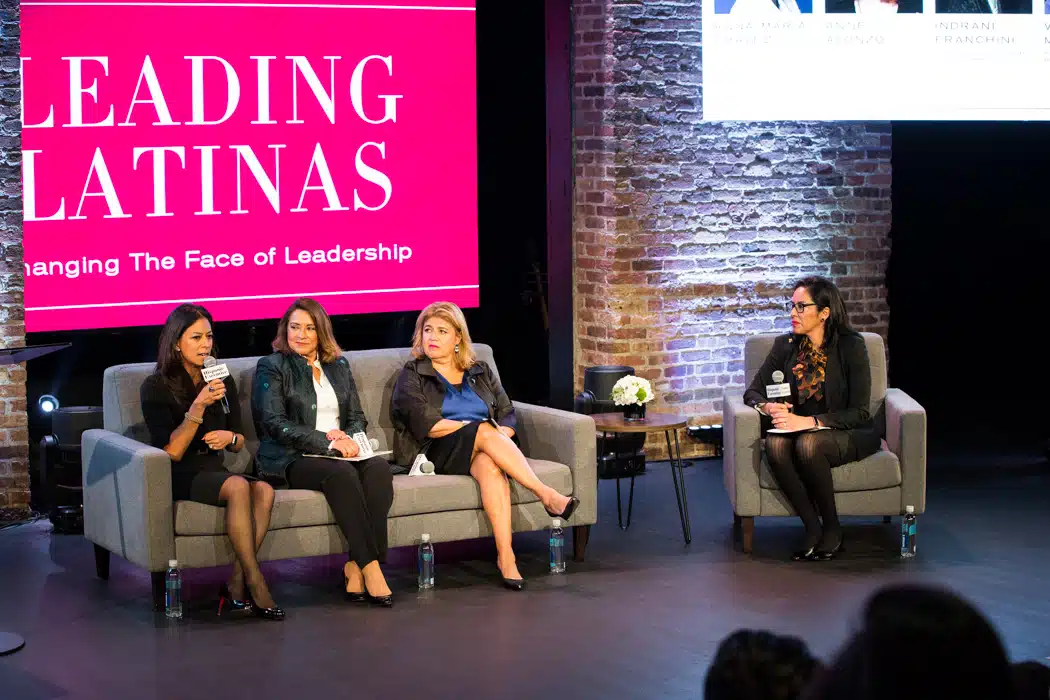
[592,412,692,544]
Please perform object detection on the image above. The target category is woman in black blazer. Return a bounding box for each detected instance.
[743,277,880,561]
[141,304,281,619]
[252,298,395,607]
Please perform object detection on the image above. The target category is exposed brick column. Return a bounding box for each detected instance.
[572,0,891,456]
[0,0,29,517]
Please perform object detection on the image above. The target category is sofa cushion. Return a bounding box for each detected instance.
[174,458,573,536]
[759,444,901,493]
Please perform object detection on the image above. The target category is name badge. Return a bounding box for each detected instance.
[201,363,230,382]
[766,383,791,399]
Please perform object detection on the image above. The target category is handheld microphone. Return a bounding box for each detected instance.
[202,356,231,415]
[766,370,791,405]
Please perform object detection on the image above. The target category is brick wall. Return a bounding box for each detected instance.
[0,0,29,517]
[573,0,891,457]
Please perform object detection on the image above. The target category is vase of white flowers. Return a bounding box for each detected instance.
[610,375,654,423]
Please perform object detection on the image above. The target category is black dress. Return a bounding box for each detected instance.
[141,370,255,506]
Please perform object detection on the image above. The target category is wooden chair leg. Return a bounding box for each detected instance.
[93,544,110,581]
[883,515,892,524]
[151,571,166,611]
[572,524,591,563]
[741,516,754,554]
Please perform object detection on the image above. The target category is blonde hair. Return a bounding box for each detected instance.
[273,297,343,364]
[411,301,476,370]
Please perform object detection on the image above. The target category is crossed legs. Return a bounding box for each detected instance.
[469,422,572,580]
[218,476,277,608]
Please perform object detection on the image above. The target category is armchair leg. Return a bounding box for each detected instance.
[151,572,166,611]
[572,525,591,563]
[883,515,892,524]
[740,516,754,554]
[733,514,742,532]
[93,544,110,581]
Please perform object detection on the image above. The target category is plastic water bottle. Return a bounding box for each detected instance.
[900,506,917,558]
[549,519,566,573]
[164,559,183,619]
[418,534,435,590]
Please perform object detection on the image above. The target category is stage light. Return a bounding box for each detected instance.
[38,395,59,414]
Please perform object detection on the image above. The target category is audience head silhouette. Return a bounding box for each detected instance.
[704,629,821,700]
[804,584,1013,700]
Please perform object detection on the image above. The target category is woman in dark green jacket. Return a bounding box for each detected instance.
[252,298,394,607]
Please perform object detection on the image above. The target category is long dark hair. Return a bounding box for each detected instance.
[155,303,215,402]
[793,276,853,346]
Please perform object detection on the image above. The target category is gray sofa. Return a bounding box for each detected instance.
[82,345,597,607]
[722,332,927,553]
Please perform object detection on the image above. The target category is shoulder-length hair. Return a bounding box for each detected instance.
[272,297,342,363]
[793,276,853,346]
[410,301,477,371]
[155,303,215,401]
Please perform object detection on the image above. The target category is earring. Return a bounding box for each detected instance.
[454,344,460,353]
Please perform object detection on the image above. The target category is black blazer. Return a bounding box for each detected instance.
[251,351,366,478]
[390,357,516,467]
[743,331,880,452]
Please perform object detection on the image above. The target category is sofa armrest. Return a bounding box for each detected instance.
[512,401,597,526]
[885,388,927,515]
[81,429,176,572]
[723,390,763,517]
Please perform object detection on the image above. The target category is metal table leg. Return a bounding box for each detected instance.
[615,475,635,530]
[665,429,692,544]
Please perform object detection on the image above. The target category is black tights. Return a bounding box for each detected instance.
[766,432,848,549]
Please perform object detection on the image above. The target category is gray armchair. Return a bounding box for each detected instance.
[722,332,926,553]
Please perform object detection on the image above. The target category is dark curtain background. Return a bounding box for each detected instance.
[888,121,1050,452]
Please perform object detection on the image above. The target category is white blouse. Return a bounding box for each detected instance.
[312,360,341,434]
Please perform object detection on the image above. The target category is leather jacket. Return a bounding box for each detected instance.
[251,351,367,478]
[390,357,516,467]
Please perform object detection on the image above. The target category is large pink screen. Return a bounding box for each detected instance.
[21,0,478,332]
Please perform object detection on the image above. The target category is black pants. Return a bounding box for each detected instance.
[286,456,394,568]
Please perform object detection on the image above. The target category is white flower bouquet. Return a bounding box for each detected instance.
[611,375,654,421]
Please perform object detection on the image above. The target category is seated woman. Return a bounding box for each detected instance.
[391,301,578,590]
[140,304,281,620]
[743,276,880,562]
[251,298,395,607]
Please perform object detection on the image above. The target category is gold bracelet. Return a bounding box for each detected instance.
[184,412,203,425]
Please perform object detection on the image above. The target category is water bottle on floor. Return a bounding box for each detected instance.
[165,559,183,619]
[418,534,435,590]
[900,505,917,558]
[549,519,566,574]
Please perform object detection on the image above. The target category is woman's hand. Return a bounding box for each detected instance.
[771,412,818,432]
[326,429,348,441]
[202,430,235,450]
[193,379,226,408]
[498,426,515,439]
[764,401,793,417]
[331,437,360,458]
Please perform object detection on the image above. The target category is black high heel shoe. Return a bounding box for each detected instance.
[791,545,819,562]
[244,586,286,621]
[364,588,394,608]
[343,574,366,604]
[501,576,526,591]
[545,496,579,521]
[812,534,845,561]
[217,583,252,616]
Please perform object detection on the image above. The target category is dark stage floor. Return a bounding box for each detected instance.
[2,444,1049,700]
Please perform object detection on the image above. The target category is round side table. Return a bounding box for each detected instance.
[591,412,692,544]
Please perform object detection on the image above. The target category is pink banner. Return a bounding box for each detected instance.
[21,0,478,331]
